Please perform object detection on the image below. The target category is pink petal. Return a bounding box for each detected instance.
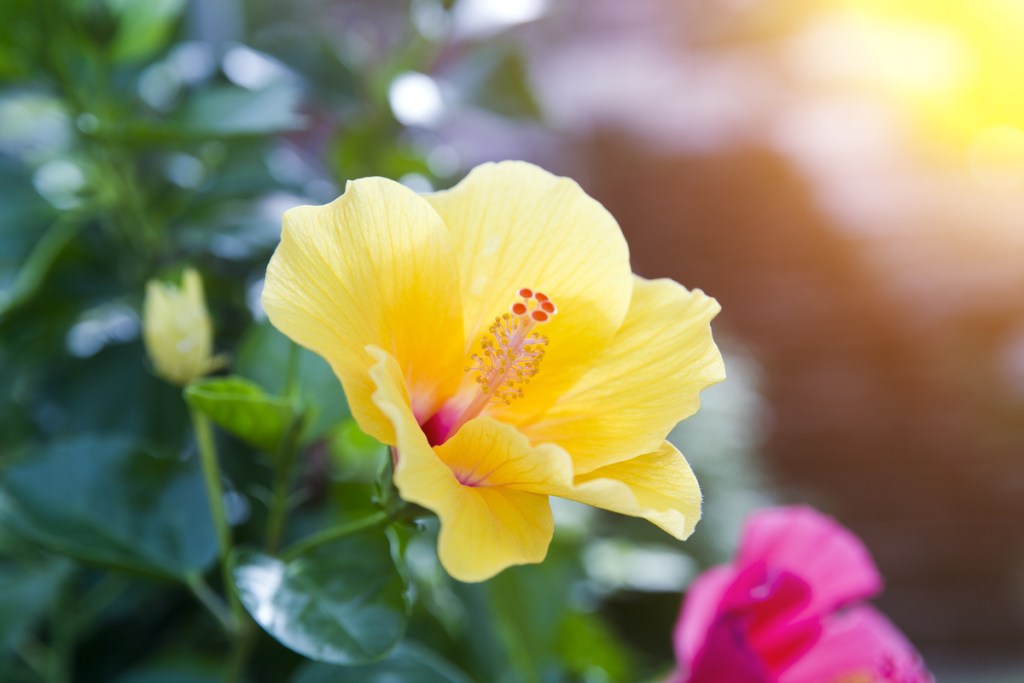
[674,566,737,665]
[738,568,821,673]
[718,563,821,675]
[687,615,776,683]
[737,506,883,619]
[678,561,822,679]
[780,606,933,683]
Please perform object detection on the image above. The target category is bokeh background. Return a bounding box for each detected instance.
[2,0,1023,681]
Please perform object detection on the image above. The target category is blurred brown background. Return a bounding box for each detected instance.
[445,0,1024,669]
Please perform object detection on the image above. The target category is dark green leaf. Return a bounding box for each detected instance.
[485,561,574,679]
[291,643,472,683]
[107,0,187,63]
[231,527,409,664]
[0,434,218,579]
[328,417,387,483]
[0,155,62,327]
[450,48,542,120]
[40,342,189,446]
[0,157,55,262]
[173,84,306,137]
[446,541,582,682]
[0,219,80,326]
[0,558,73,651]
[558,612,633,683]
[235,323,348,440]
[113,660,221,683]
[185,376,297,453]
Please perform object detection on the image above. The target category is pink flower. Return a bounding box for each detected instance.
[673,506,933,683]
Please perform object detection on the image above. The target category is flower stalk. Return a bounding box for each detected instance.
[281,510,391,562]
[265,341,304,554]
[189,406,244,633]
[185,572,235,634]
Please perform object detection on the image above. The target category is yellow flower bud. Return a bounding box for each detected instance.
[143,268,223,385]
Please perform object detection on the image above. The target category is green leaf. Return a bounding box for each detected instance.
[328,417,387,483]
[0,558,73,651]
[450,48,542,120]
[113,661,221,683]
[0,434,218,579]
[557,612,633,683]
[235,323,348,440]
[0,157,56,260]
[291,643,472,683]
[185,376,298,453]
[231,526,409,664]
[485,562,573,678]
[445,541,582,682]
[0,218,79,326]
[173,84,306,137]
[106,0,187,63]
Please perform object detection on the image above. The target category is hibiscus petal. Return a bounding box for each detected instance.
[263,178,464,443]
[368,346,562,582]
[557,441,703,540]
[686,614,775,683]
[674,566,738,666]
[425,161,633,418]
[432,417,573,490]
[779,606,933,683]
[737,507,883,619]
[736,568,821,674]
[522,276,724,474]
[434,486,554,584]
[367,345,459,508]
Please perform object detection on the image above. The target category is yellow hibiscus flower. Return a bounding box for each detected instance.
[262,161,724,582]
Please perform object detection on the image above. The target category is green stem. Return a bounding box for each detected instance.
[47,583,73,683]
[190,407,245,632]
[14,636,49,678]
[226,341,305,682]
[281,511,390,562]
[264,341,304,553]
[264,416,304,554]
[224,622,257,683]
[73,574,127,630]
[284,340,301,400]
[185,572,235,634]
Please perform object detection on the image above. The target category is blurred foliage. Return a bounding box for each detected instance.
[0,1,762,681]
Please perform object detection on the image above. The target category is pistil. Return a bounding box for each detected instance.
[423,288,556,446]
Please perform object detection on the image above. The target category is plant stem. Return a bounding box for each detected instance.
[185,572,235,634]
[264,341,304,554]
[224,621,258,683]
[73,574,127,631]
[190,407,245,632]
[14,636,49,678]
[264,416,304,554]
[281,511,390,561]
[284,340,300,400]
[226,341,304,681]
[47,583,73,683]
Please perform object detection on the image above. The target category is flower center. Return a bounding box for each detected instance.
[420,288,557,446]
[468,287,556,404]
